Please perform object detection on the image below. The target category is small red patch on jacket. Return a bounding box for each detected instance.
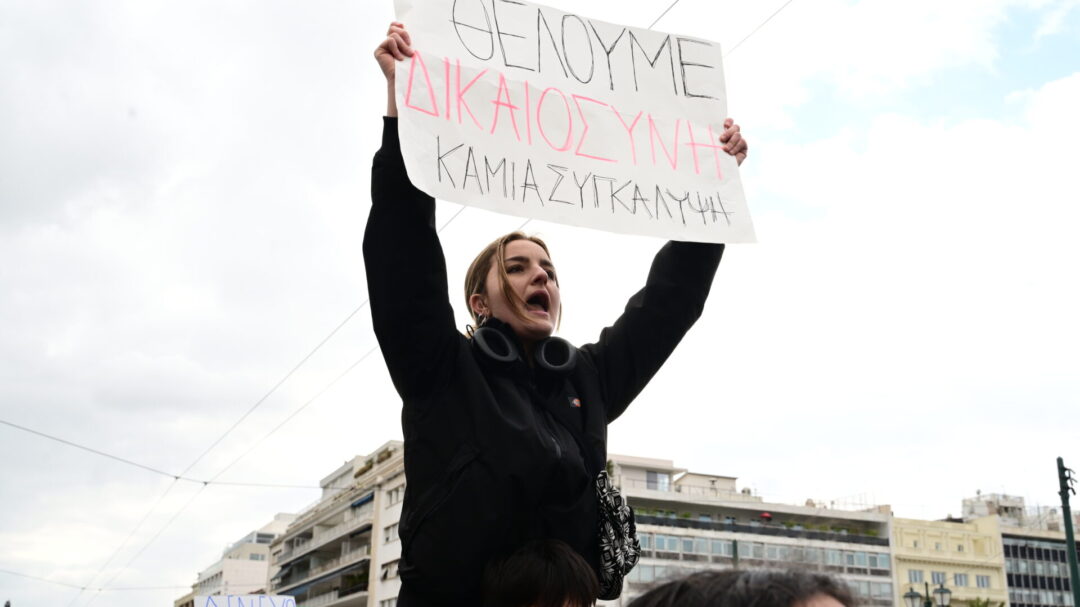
[569,397,582,408]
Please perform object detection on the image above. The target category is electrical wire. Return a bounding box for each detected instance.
[177,301,370,479]
[726,0,798,56]
[0,567,87,590]
[0,418,349,490]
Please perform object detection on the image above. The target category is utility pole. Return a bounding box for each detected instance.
[1057,457,1080,607]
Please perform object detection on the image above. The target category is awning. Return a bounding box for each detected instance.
[281,560,368,597]
[270,563,294,582]
[350,493,374,508]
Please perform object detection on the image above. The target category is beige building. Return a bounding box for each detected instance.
[185,513,296,598]
[611,454,895,606]
[267,441,405,607]
[174,590,194,607]
[891,516,1008,607]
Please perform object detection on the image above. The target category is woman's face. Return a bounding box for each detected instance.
[476,239,561,344]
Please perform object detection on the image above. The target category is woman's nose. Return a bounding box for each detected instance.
[530,265,548,283]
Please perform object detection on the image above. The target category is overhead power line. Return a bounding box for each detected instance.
[0,418,347,490]
[726,0,798,56]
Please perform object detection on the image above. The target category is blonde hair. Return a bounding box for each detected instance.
[464,231,561,328]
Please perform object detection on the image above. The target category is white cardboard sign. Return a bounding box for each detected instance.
[393,0,755,243]
[195,596,295,607]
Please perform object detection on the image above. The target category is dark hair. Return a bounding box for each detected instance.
[627,569,857,607]
[483,539,599,607]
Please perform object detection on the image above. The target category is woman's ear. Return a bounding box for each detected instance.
[468,293,488,317]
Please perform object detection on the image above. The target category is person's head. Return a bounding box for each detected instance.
[483,539,599,607]
[627,569,856,607]
[465,232,562,345]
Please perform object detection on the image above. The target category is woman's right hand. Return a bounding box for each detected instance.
[375,22,413,117]
[375,22,413,82]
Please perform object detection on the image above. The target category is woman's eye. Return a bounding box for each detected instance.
[546,270,557,280]
[507,265,523,273]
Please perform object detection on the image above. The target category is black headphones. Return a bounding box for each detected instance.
[472,326,578,373]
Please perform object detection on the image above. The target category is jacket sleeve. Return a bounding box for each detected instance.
[579,241,724,423]
[363,117,459,402]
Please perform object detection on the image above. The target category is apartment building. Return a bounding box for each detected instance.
[610,454,895,606]
[959,492,1080,607]
[267,441,405,607]
[891,516,1008,607]
[1001,528,1079,607]
[188,513,296,597]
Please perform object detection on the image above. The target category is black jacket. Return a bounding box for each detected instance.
[363,118,723,607]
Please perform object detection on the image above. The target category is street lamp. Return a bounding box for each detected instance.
[904,583,952,607]
[934,584,952,607]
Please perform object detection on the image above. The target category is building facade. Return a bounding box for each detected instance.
[610,454,895,606]
[1002,529,1079,607]
[189,513,296,597]
[267,441,404,607]
[964,493,1080,534]
[961,492,1080,607]
[891,516,1008,607]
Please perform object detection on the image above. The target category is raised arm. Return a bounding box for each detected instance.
[364,24,459,402]
[581,119,748,422]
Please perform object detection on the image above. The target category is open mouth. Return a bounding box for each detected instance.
[525,291,550,315]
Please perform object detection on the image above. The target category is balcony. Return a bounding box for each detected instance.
[276,509,373,566]
[620,478,763,502]
[635,515,889,547]
[274,544,371,593]
[300,590,340,607]
[306,545,371,581]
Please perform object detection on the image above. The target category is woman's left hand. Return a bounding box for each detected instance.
[720,118,748,166]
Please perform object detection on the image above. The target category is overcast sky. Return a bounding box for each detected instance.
[2,0,1079,605]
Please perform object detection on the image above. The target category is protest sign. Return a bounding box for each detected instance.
[393,0,755,243]
[195,596,295,607]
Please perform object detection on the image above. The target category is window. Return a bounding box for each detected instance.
[977,575,991,589]
[738,542,752,558]
[654,535,679,552]
[854,552,868,567]
[249,553,266,561]
[955,573,968,587]
[932,572,946,585]
[909,570,924,583]
[380,559,400,580]
[640,533,652,550]
[665,535,679,552]
[711,539,733,556]
[826,550,843,566]
[699,514,713,522]
[384,523,399,543]
[694,538,708,554]
[869,553,889,569]
[767,545,780,560]
[646,470,671,491]
[682,538,694,553]
[386,485,404,507]
[379,599,398,607]
[872,582,893,600]
[935,542,943,551]
[957,544,964,552]
[751,543,765,559]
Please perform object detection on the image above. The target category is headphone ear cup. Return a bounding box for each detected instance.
[472,327,520,363]
[535,337,577,373]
